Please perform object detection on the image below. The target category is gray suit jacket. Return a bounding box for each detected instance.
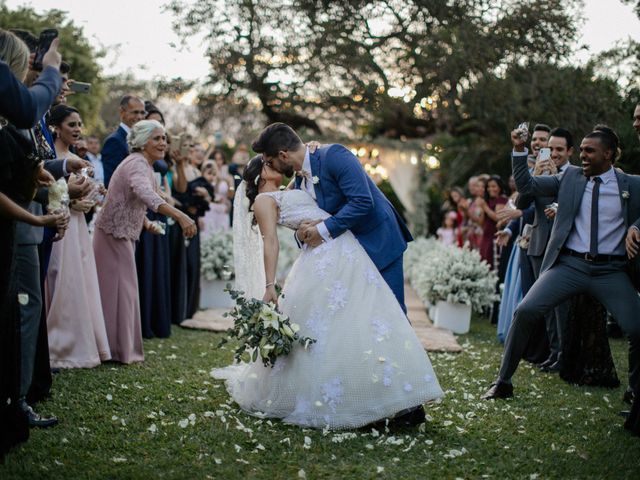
[512,152,640,274]
[516,192,554,257]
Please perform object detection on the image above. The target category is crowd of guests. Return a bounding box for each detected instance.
[0,28,250,457]
[438,114,640,437]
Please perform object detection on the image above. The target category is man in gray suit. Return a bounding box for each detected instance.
[483,126,640,429]
[516,128,574,372]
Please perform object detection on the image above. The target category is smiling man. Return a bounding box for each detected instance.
[101,94,145,187]
[482,125,640,437]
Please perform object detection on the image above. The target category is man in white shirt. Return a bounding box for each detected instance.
[101,95,145,186]
[483,125,640,431]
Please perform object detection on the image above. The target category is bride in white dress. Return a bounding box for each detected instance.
[212,156,443,429]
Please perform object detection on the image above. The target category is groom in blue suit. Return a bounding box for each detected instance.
[251,123,413,312]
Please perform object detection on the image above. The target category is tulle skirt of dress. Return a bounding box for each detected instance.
[213,232,443,430]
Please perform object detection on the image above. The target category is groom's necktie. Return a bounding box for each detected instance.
[589,176,602,257]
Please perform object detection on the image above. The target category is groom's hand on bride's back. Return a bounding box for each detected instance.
[299,220,324,247]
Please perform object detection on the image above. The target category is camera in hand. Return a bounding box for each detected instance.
[33,28,58,71]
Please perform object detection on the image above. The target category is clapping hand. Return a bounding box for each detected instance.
[65,157,92,174]
[495,230,512,247]
[37,166,55,187]
[497,208,521,225]
[626,227,640,259]
[70,198,95,213]
[68,175,92,199]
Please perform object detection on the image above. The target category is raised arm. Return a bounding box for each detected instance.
[253,195,280,304]
[510,129,560,198]
[0,42,62,129]
[323,145,374,238]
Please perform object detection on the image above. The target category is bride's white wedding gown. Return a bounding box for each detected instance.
[212,189,443,429]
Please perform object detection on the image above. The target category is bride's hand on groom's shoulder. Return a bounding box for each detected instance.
[306,141,322,153]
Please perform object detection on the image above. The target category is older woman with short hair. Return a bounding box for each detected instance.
[93,120,196,364]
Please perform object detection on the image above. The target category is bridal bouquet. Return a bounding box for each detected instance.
[219,286,316,368]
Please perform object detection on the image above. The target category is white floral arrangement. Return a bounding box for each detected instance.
[405,238,498,312]
[201,231,234,281]
[201,228,300,282]
[220,287,316,367]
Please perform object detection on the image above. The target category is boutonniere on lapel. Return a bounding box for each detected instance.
[312,176,320,185]
[622,191,630,200]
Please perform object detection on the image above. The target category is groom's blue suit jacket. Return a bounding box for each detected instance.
[295,144,413,270]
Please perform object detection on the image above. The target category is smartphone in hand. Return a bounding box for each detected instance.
[538,147,551,162]
[33,28,58,71]
[69,81,91,94]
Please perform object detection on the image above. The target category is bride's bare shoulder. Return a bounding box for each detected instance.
[254,192,280,211]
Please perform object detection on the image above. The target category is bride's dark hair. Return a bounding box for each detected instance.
[243,154,265,212]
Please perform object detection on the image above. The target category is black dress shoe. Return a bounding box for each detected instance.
[540,361,562,373]
[482,381,514,400]
[388,405,425,429]
[23,404,58,428]
[623,387,635,405]
[537,357,557,370]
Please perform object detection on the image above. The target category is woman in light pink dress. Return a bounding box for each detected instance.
[93,120,196,364]
[45,105,111,368]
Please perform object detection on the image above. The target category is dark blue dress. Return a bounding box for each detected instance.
[135,159,172,338]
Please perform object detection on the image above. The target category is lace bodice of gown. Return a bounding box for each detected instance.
[259,190,330,230]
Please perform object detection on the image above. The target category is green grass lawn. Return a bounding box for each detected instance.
[2,318,638,479]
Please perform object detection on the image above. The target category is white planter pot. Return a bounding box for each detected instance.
[433,300,472,334]
[428,305,438,321]
[199,278,234,309]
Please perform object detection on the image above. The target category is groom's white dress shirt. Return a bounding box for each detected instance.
[301,147,331,243]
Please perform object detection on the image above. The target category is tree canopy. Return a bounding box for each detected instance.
[167,0,582,138]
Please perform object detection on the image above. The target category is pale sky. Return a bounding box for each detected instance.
[6,0,640,82]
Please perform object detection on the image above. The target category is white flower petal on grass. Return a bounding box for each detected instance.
[148,424,157,434]
[106,394,113,401]
[298,469,307,479]
[178,419,189,428]
[214,458,222,465]
[54,459,64,466]
[112,457,127,463]
[376,466,385,474]
[303,436,312,449]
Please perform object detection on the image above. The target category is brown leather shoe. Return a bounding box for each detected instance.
[482,381,514,400]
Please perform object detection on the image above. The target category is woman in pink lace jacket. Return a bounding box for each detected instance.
[93,120,196,364]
